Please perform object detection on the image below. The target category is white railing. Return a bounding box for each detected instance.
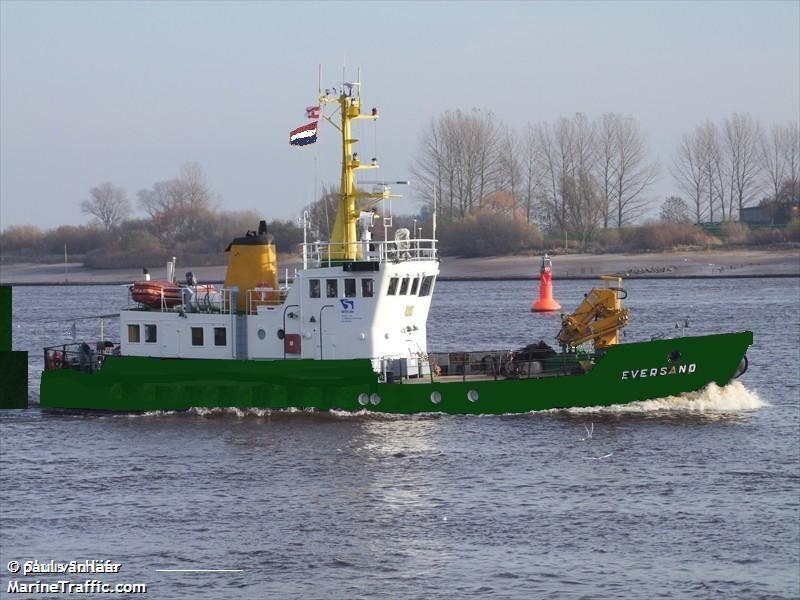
[304,239,438,268]
[246,287,291,314]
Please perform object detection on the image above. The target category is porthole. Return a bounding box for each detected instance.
[357,393,369,406]
[430,391,442,404]
[369,393,381,405]
[277,329,285,339]
[467,389,479,402]
[257,329,266,340]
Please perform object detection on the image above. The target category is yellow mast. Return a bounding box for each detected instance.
[319,82,398,260]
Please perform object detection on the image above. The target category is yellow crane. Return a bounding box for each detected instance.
[557,276,630,350]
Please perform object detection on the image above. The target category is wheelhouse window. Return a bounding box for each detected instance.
[309,279,320,298]
[387,277,399,295]
[144,324,157,343]
[326,279,338,298]
[399,277,410,295]
[191,327,204,346]
[344,278,356,298]
[410,277,420,295]
[214,327,227,346]
[361,278,374,298]
[127,324,140,343]
[419,275,436,297]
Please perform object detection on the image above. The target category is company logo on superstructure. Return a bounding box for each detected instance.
[621,363,696,380]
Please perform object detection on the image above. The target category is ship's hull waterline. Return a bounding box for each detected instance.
[39,332,752,414]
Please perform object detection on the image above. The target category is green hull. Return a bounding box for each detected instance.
[40,332,752,414]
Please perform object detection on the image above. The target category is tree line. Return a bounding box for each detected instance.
[1,162,303,268]
[2,113,798,267]
[672,118,798,223]
[411,109,799,243]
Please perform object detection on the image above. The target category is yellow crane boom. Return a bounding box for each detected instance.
[557,276,630,350]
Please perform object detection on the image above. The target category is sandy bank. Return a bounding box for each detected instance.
[1,249,797,284]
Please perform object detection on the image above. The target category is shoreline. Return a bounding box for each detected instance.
[1,248,798,285]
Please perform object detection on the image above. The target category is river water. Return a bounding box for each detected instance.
[1,278,798,599]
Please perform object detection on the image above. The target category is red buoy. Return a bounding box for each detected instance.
[531,254,561,312]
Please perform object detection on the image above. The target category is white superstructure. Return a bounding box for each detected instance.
[120,238,439,377]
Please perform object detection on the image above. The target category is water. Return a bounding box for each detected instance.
[2,278,798,599]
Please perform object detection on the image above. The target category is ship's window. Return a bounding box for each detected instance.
[344,278,356,298]
[410,277,420,295]
[309,279,320,298]
[387,277,399,295]
[361,278,374,298]
[419,275,436,297]
[326,279,338,298]
[399,277,410,295]
[191,327,204,346]
[127,324,140,343]
[144,324,157,343]
[214,327,227,346]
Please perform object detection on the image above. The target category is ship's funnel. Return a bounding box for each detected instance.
[223,220,278,312]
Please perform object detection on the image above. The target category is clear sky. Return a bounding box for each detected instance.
[1,0,798,229]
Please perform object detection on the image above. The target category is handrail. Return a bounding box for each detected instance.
[304,239,438,267]
[376,349,592,384]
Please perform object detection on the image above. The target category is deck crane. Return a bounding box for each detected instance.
[557,276,630,351]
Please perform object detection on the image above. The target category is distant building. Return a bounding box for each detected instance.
[739,206,773,225]
[740,200,799,226]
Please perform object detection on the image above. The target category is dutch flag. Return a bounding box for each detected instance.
[289,121,318,146]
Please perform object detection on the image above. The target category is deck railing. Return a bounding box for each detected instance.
[377,350,591,384]
[304,239,438,268]
[44,342,121,374]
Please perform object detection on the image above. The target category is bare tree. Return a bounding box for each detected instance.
[81,182,130,230]
[138,180,180,219]
[660,196,691,223]
[519,124,543,224]
[551,113,602,245]
[411,109,501,221]
[496,126,520,212]
[533,114,603,243]
[698,121,723,222]
[671,130,707,223]
[595,113,617,228]
[137,162,218,243]
[722,113,763,218]
[606,114,658,227]
[761,123,789,202]
[535,121,564,231]
[783,121,800,201]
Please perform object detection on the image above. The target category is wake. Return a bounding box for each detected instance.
[560,381,766,414]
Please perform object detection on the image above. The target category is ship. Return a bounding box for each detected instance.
[39,78,752,414]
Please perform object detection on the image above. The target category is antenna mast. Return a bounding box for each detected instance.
[318,70,400,261]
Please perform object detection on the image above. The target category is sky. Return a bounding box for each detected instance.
[1,0,798,230]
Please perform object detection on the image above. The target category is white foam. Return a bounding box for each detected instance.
[187,406,312,417]
[559,381,767,414]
